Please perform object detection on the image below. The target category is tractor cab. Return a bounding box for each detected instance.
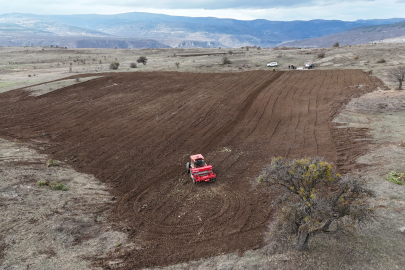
[186,154,216,184]
[190,154,206,168]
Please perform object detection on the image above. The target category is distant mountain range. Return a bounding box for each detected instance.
[0,12,404,48]
[281,20,405,48]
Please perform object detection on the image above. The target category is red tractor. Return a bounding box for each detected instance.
[186,154,217,184]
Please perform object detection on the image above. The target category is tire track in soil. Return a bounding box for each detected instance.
[0,70,380,269]
[199,72,284,154]
[111,72,284,269]
[117,72,284,234]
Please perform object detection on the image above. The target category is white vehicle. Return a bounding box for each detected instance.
[305,61,313,69]
[267,62,278,67]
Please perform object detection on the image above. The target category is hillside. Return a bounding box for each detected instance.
[0,13,169,49]
[0,12,404,48]
[282,20,405,47]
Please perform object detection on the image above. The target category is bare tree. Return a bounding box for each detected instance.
[388,66,405,90]
[256,157,374,252]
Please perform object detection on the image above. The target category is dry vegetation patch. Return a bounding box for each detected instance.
[0,139,128,269]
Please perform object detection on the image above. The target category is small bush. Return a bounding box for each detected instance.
[75,77,80,82]
[46,158,59,167]
[386,171,405,185]
[333,42,340,47]
[228,50,233,55]
[175,62,180,68]
[354,55,359,60]
[110,62,120,70]
[130,62,137,68]
[38,181,48,186]
[318,52,325,58]
[377,58,386,63]
[52,183,68,191]
[222,56,232,65]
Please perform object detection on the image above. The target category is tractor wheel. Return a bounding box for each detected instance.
[186,162,190,173]
[189,171,196,184]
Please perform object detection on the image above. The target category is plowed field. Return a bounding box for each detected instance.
[0,70,378,268]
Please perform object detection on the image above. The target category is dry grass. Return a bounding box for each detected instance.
[1,43,405,269]
[1,43,405,91]
[0,139,128,269]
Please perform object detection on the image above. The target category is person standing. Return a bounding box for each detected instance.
[273,67,275,72]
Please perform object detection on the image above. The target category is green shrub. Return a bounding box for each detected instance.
[386,171,405,185]
[52,183,68,191]
[256,157,374,252]
[130,62,137,68]
[46,158,59,167]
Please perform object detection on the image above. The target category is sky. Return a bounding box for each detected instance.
[1,0,405,21]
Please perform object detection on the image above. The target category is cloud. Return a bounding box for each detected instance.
[1,0,367,13]
[140,0,404,21]
[78,0,347,9]
[0,0,404,22]
[82,0,324,9]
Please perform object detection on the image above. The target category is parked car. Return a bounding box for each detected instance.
[267,62,278,67]
[305,61,313,69]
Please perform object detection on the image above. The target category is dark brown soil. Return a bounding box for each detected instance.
[0,70,378,269]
